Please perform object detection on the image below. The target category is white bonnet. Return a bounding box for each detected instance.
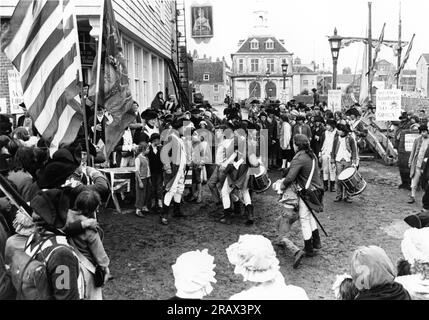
[226,234,280,283]
[401,227,429,265]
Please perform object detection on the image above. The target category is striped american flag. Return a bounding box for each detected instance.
[1,0,83,154]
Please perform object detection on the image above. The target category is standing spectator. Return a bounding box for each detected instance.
[331,123,358,203]
[128,101,145,144]
[320,120,337,192]
[147,133,164,219]
[408,124,429,204]
[267,110,279,169]
[311,115,325,162]
[292,116,312,141]
[279,115,293,169]
[150,91,165,112]
[118,127,137,168]
[135,142,152,217]
[312,88,320,106]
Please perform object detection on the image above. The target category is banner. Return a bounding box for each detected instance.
[376,89,402,121]
[7,69,24,114]
[191,5,213,43]
[404,133,419,152]
[328,90,342,112]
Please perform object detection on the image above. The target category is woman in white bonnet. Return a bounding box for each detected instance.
[395,227,429,300]
[226,234,309,300]
[170,249,217,300]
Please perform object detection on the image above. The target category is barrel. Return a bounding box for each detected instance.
[397,129,420,186]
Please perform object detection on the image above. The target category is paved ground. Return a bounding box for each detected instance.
[100,160,420,300]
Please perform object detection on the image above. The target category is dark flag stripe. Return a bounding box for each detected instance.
[0,0,33,65]
[21,0,59,55]
[20,24,64,90]
[27,44,77,118]
[41,84,80,139]
[58,111,83,148]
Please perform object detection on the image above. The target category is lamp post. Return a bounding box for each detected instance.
[265,70,271,99]
[328,27,342,90]
[281,62,288,90]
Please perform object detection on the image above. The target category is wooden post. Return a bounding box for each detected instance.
[93,0,105,146]
[397,1,402,88]
[368,1,372,99]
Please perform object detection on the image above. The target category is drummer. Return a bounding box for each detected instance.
[331,123,359,203]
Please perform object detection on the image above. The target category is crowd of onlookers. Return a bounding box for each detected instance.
[170,228,429,300]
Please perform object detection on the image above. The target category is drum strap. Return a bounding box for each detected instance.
[305,159,316,190]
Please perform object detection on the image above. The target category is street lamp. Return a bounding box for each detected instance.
[281,62,288,90]
[328,27,342,90]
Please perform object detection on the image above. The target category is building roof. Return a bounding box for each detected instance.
[193,61,224,83]
[235,36,289,54]
[419,54,429,64]
[293,65,316,74]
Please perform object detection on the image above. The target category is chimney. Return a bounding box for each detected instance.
[238,39,245,47]
[279,39,285,45]
[216,57,220,62]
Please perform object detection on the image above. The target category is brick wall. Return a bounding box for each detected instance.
[0,19,14,114]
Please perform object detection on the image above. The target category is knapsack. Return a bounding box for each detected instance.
[9,234,75,300]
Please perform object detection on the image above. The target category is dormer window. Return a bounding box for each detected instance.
[250,39,259,50]
[265,39,274,50]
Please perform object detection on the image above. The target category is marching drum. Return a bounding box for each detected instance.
[251,165,272,193]
[338,167,367,196]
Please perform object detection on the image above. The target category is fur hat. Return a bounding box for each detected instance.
[326,119,337,129]
[141,109,158,120]
[36,148,79,189]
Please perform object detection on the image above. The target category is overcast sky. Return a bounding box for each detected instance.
[185,0,429,73]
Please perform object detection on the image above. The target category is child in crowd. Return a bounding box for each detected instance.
[147,133,164,216]
[135,142,151,217]
[66,190,110,285]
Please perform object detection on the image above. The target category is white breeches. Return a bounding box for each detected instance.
[164,174,185,206]
[321,155,336,181]
[298,198,318,241]
[221,180,251,209]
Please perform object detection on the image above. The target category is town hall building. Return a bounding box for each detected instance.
[230,6,293,102]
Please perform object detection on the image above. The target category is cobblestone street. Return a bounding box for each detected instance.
[100,160,416,300]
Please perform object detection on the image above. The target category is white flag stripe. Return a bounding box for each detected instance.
[49,104,77,155]
[24,30,77,109]
[4,0,48,63]
[19,5,64,76]
[34,59,80,133]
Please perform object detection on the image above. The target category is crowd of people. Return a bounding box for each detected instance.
[1,86,429,299]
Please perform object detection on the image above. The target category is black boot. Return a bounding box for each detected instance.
[233,201,242,216]
[330,181,336,192]
[312,230,322,249]
[245,204,254,225]
[304,239,316,257]
[219,208,232,223]
[323,180,328,191]
[173,201,184,217]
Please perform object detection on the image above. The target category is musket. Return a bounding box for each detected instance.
[0,173,33,220]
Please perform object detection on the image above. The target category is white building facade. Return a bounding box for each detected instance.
[230,7,293,102]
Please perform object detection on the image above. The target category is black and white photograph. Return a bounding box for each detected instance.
[0,0,429,311]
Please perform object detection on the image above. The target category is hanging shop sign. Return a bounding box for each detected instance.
[191,2,213,43]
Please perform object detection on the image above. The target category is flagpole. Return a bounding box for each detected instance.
[93,0,105,148]
[71,0,91,166]
[396,1,402,88]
